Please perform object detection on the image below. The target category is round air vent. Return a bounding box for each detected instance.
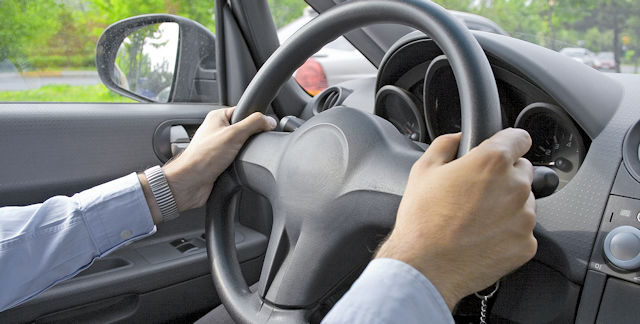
[312,86,351,115]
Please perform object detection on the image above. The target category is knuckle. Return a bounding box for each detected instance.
[206,110,220,121]
[248,112,264,123]
[431,134,452,146]
[411,159,428,173]
[519,157,533,171]
[482,145,511,169]
[514,178,532,199]
[518,128,533,146]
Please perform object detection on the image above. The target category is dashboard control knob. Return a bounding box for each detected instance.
[604,226,640,271]
[532,166,559,198]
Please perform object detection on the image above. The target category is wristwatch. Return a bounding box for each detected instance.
[143,165,179,222]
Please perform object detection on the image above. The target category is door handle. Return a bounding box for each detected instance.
[170,125,190,156]
[153,119,203,163]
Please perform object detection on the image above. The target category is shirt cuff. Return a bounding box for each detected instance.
[323,258,454,324]
[75,173,156,255]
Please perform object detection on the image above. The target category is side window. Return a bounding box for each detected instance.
[270,5,376,96]
[0,0,214,103]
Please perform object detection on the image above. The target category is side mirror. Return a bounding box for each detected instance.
[96,14,218,103]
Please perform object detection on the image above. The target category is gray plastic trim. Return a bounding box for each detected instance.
[0,103,220,207]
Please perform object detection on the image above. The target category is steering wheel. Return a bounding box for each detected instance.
[206,1,501,323]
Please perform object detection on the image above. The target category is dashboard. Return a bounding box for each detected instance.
[372,37,590,190]
[299,26,640,323]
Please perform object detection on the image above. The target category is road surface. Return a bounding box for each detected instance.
[0,71,101,91]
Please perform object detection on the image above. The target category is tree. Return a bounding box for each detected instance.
[0,0,62,68]
[432,0,474,12]
[584,0,640,71]
[624,15,640,71]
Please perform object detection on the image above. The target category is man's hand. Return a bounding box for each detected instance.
[375,128,536,311]
[141,107,276,221]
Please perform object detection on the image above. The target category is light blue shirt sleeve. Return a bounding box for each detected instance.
[322,258,454,324]
[0,173,156,312]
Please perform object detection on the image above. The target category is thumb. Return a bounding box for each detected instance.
[232,112,277,140]
[418,133,461,166]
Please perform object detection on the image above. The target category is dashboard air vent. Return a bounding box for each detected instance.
[312,86,351,115]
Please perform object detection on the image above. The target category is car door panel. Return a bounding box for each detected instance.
[0,103,215,206]
[0,103,269,322]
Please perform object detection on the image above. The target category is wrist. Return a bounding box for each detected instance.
[162,153,211,212]
[138,173,163,224]
[375,236,462,311]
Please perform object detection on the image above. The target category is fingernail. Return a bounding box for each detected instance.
[264,115,277,129]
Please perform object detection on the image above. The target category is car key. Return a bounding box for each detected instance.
[474,281,500,324]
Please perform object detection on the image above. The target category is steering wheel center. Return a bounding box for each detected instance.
[279,122,349,203]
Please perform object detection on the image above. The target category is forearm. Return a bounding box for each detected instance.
[322,258,453,324]
[0,173,155,312]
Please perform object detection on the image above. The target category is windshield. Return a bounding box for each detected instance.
[298,0,639,74]
[431,1,640,73]
[277,0,637,95]
[432,0,639,73]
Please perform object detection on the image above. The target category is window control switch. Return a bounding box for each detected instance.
[170,238,187,247]
[176,243,197,253]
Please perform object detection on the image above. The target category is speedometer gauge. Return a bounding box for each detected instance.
[515,103,585,190]
[375,85,427,142]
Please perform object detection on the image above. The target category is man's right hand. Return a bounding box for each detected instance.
[375,128,536,311]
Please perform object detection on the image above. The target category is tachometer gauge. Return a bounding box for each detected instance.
[423,55,461,141]
[515,103,585,190]
[375,85,427,142]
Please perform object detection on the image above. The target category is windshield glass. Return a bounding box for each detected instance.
[277,0,638,95]
[296,0,638,75]
[431,0,637,73]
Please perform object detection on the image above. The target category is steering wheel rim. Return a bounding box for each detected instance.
[209,1,502,323]
[231,0,501,154]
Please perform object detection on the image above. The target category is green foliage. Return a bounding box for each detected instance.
[28,55,95,69]
[87,0,215,35]
[3,0,640,103]
[0,84,135,102]
[432,0,640,64]
[0,0,62,64]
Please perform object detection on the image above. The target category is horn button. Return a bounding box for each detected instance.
[279,123,349,204]
[258,108,406,306]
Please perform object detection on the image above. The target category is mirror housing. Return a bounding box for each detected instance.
[96,14,218,103]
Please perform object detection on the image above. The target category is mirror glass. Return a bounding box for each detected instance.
[113,22,179,102]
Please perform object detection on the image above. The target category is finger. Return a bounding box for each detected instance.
[480,128,532,164]
[222,107,235,126]
[204,107,234,128]
[514,157,534,184]
[417,133,461,166]
[232,112,277,140]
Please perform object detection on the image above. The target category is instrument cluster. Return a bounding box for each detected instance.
[374,47,588,190]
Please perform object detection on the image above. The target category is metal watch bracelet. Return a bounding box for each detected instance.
[143,165,179,222]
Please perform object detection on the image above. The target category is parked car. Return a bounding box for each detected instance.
[279,7,509,95]
[559,47,598,68]
[595,51,617,71]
